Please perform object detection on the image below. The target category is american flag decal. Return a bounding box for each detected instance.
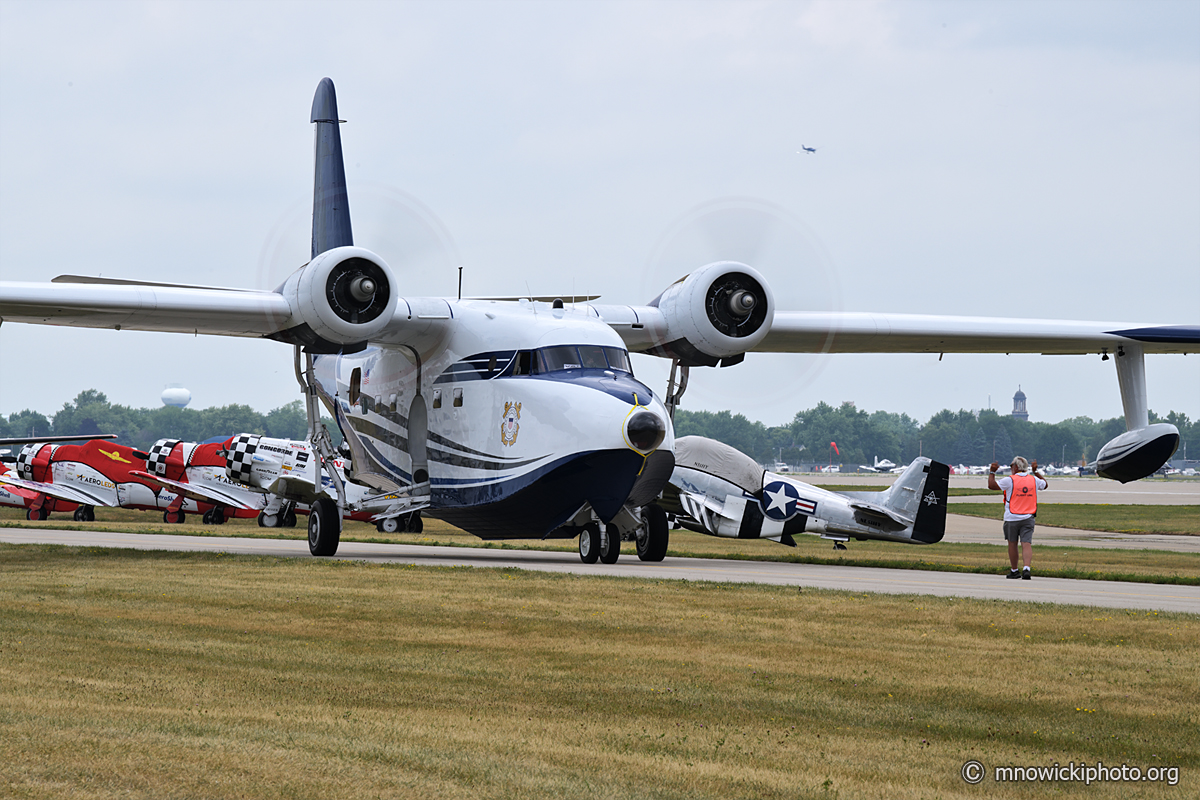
[796,498,817,515]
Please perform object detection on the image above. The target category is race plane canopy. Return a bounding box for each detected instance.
[674,435,765,495]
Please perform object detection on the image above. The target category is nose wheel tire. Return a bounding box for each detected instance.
[308,498,341,556]
[599,524,621,564]
[578,524,600,564]
[636,503,669,562]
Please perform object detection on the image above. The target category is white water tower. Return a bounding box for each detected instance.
[161,386,192,408]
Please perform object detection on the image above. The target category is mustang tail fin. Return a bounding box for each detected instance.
[310,77,354,258]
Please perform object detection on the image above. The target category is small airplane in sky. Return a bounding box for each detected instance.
[799,145,817,154]
[663,436,948,550]
[0,77,1196,562]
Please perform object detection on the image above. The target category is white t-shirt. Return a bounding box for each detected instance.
[997,472,1048,522]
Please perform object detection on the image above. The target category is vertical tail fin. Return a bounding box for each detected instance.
[875,457,949,543]
[310,78,354,259]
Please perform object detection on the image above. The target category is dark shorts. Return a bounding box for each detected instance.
[1004,518,1035,543]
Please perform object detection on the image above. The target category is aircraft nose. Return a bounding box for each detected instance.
[625,409,666,453]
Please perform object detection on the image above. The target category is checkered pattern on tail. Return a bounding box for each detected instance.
[224,434,260,484]
[147,439,181,476]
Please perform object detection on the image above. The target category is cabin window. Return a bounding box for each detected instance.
[453,388,463,408]
[349,367,362,406]
[433,389,442,409]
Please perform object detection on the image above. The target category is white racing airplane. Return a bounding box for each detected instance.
[0,78,1196,562]
[664,436,949,550]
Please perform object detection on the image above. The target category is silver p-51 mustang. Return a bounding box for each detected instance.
[1,79,1195,561]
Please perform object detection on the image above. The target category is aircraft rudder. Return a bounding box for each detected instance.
[911,460,949,543]
[310,77,354,259]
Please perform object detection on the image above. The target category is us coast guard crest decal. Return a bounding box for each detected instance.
[500,401,522,446]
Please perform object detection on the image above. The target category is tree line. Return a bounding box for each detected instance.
[674,402,1198,468]
[2,390,1195,468]
[0,390,341,451]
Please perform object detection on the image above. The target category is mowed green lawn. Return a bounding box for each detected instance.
[2,544,1196,800]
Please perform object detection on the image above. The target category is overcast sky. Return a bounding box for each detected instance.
[1,0,1197,427]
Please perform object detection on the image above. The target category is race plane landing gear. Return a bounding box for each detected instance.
[163,510,186,524]
[203,506,227,525]
[833,542,847,551]
[259,503,298,528]
[72,505,95,522]
[27,508,49,521]
[375,512,423,534]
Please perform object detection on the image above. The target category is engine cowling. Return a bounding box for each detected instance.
[646,262,775,366]
[275,246,398,353]
[1095,423,1179,483]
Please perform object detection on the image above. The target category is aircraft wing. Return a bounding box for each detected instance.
[0,473,114,507]
[0,280,294,337]
[129,471,260,510]
[753,313,1200,355]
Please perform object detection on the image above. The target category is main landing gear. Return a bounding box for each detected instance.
[308,497,341,556]
[257,505,298,528]
[576,503,669,565]
[162,510,186,524]
[72,505,96,522]
[202,506,227,525]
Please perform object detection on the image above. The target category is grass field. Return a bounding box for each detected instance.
[2,544,1196,799]
[952,504,1200,535]
[4,506,1200,584]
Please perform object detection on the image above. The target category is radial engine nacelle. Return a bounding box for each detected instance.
[645,262,775,367]
[273,245,398,353]
[1095,423,1179,483]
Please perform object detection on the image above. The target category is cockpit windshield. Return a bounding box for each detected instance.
[535,345,633,375]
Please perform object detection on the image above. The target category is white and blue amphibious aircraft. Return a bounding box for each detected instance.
[0,79,1196,561]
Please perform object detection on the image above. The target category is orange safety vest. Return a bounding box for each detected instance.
[1007,474,1038,516]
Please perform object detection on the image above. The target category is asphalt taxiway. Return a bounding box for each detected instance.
[3,529,1197,614]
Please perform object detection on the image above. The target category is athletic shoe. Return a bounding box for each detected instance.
[1006,570,1022,580]
[1022,570,1032,580]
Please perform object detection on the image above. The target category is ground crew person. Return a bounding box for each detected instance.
[988,456,1048,580]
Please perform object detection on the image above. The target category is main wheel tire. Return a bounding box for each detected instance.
[28,508,48,521]
[73,507,85,522]
[578,523,600,564]
[202,509,214,525]
[212,508,226,525]
[599,524,621,564]
[82,506,95,522]
[257,512,267,528]
[308,498,341,556]
[283,509,297,528]
[636,503,669,562]
[164,510,185,524]
[406,513,423,533]
[381,516,400,533]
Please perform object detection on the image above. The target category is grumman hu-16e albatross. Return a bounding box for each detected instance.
[665,436,948,551]
[0,79,1196,560]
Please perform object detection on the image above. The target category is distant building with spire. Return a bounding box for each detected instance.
[1011,387,1029,421]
